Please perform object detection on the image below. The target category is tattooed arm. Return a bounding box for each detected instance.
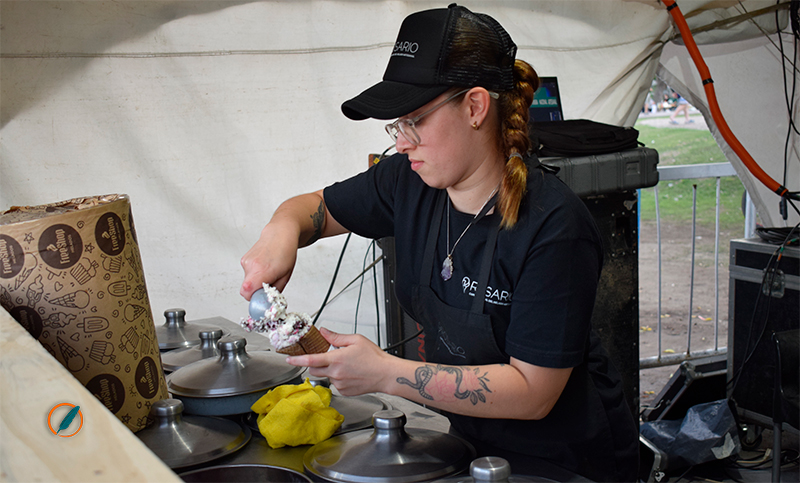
[287,328,572,420]
[393,359,571,420]
[240,189,348,298]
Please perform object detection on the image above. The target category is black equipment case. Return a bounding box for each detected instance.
[541,146,659,197]
[641,354,728,422]
[727,237,799,428]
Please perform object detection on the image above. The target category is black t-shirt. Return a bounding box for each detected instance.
[324,153,602,368]
[324,153,638,481]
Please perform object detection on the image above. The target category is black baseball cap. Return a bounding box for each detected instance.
[341,3,517,120]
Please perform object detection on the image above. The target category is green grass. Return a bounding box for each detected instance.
[635,122,746,232]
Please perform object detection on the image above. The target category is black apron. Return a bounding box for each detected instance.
[408,172,638,482]
[412,188,505,365]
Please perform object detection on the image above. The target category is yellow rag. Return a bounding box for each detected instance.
[250,378,344,449]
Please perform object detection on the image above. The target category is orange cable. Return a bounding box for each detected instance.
[661,0,794,199]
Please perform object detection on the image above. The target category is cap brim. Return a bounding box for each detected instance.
[341,81,449,120]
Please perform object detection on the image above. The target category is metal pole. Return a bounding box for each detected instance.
[744,191,756,238]
[640,347,727,369]
[654,185,663,360]
[714,178,721,350]
[688,184,697,355]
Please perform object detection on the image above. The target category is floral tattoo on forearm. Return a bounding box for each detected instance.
[396,364,492,405]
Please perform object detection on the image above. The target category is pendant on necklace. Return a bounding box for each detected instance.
[441,255,454,281]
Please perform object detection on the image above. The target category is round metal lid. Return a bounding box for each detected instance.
[303,409,475,483]
[156,308,229,350]
[332,394,392,434]
[136,398,251,469]
[167,337,304,397]
[160,328,223,372]
[431,457,557,483]
[180,464,312,483]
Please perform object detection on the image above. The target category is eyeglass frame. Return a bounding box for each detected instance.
[385,88,499,146]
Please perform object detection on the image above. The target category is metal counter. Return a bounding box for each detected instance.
[177,393,451,476]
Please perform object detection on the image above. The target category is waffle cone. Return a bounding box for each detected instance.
[276,325,330,356]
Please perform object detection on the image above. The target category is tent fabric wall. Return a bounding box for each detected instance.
[1,1,796,341]
[658,36,800,228]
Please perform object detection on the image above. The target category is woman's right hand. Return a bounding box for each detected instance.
[239,190,348,300]
[240,221,299,299]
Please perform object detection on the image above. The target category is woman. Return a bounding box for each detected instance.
[241,5,638,481]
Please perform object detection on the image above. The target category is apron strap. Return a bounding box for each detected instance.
[471,215,501,314]
[419,190,446,285]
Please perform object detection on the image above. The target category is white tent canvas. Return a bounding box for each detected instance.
[2,0,797,338]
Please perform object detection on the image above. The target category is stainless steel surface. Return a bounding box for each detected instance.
[331,394,392,434]
[179,464,311,482]
[155,317,460,479]
[157,308,230,350]
[158,316,576,483]
[432,457,560,483]
[161,328,223,373]
[167,337,305,415]
[168,338,304,397]
[136,399,250,469]
[471,457,511,482]
[303,409,475,483]
[248,288,272,320]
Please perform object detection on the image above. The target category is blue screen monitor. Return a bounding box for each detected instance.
[529,77,563,122]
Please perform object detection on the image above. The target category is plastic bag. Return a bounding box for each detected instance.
[640,399,741,468]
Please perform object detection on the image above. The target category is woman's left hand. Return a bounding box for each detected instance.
[285,328,393,396]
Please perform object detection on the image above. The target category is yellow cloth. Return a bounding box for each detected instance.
[250,378,344,449]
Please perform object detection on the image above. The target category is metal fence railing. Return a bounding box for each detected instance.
[639,162,742,369]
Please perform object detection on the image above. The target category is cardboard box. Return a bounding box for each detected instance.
[0,194,168,432]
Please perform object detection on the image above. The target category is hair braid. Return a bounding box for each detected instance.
[496,60,539,229]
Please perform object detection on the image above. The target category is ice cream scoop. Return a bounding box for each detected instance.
[248,288,272,320]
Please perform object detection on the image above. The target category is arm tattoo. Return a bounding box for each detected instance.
[396,364,492,405]
[304,200,325,246]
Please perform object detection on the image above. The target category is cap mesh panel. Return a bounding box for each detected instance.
[439,9,516,90]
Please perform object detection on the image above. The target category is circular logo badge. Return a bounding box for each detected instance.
[10,306,43,339]
[47,403,84,437]
[85,373,125,414]
[135,356,160,399]
[95,212,126,256]
[0,234,25,279]
[39,224,83,270]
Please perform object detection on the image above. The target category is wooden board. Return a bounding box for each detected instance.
[0,309,180,482]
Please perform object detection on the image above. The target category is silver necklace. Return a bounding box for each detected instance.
[441,186,499,281]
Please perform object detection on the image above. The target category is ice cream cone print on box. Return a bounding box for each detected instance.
[0,194,168,432]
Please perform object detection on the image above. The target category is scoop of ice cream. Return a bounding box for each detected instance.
[240,284,313,351]
[262,283,287,321]
[267,312,312,350]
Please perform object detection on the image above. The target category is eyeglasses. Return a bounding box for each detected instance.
[386,88,498,146]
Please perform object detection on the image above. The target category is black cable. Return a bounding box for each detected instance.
[353,239,375,334]
[756,225,800,245]
[312,232,351,326]
[783,448,800,465]
[776,2,800,219]
[776,0,800,138]
[383,327,424,353]
[371,241,381,348]
[727,246,779,394]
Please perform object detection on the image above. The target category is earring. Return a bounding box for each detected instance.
[472,122,479,130]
